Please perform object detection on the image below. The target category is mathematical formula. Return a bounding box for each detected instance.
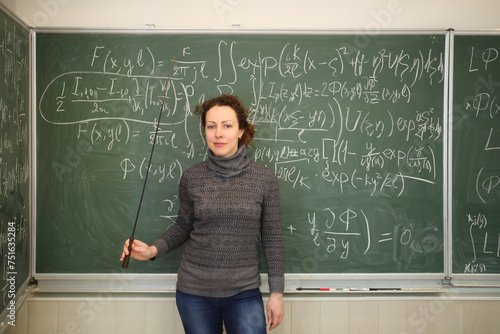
[1,14,30,312]
[36,34,446,270]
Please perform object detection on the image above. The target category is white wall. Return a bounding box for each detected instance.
[5,293,500,334]
[1,0,500,30]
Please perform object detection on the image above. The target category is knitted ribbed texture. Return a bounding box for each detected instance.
[152,145,284,297]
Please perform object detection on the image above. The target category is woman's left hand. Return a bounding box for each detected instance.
[267,292,284,330]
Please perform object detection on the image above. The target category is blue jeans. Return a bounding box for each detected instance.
[176,288,267,334]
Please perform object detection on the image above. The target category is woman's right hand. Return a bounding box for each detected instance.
[120,238,158,261]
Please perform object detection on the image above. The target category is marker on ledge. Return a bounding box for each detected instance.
[297,287,402,292]
[297,287,349,291]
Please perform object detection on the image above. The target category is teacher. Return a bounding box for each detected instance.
[121,94,285,333]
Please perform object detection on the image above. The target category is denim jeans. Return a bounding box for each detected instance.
[176,288,267,334]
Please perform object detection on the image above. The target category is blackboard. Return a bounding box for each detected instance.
[0,6,30,325]
[35,32,446,280]
[452,34,500,275]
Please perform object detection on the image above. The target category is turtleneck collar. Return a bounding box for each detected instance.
[206,144,250,177]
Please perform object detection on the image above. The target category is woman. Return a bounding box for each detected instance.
[121,94,285,333]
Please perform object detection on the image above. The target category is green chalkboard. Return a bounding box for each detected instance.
[452,34,500,274]
[36,32,445,276]
[0,7,30,323]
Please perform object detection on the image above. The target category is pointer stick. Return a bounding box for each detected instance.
[122,57,175,269]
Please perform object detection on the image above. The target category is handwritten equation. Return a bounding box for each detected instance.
[36,34,446,273]
[1,14,30,309]
[39,36,444,195]
[453,38,500,274]
[463,213,500,273]
[304,207,440,262]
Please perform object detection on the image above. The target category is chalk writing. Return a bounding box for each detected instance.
[36,33,446,274]
[0,13,30,317]
[463,213,500,273]
[40,40,442,192]
[453,36,500,274]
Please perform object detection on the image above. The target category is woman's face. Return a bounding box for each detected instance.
[205,105,244,158]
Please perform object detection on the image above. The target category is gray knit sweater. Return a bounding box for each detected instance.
[152,145,284,298]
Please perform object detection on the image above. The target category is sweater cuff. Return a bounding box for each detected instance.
[268,275,285,294]
[151,239,168,261]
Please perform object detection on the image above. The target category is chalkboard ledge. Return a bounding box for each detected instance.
[451,274,500,288]
[33,273,446,293]
[34,274,179,293]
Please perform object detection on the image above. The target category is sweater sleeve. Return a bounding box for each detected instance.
[260,170,285,294]
[152,171,194,259]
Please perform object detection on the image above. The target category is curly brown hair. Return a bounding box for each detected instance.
[194,94,255,147]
